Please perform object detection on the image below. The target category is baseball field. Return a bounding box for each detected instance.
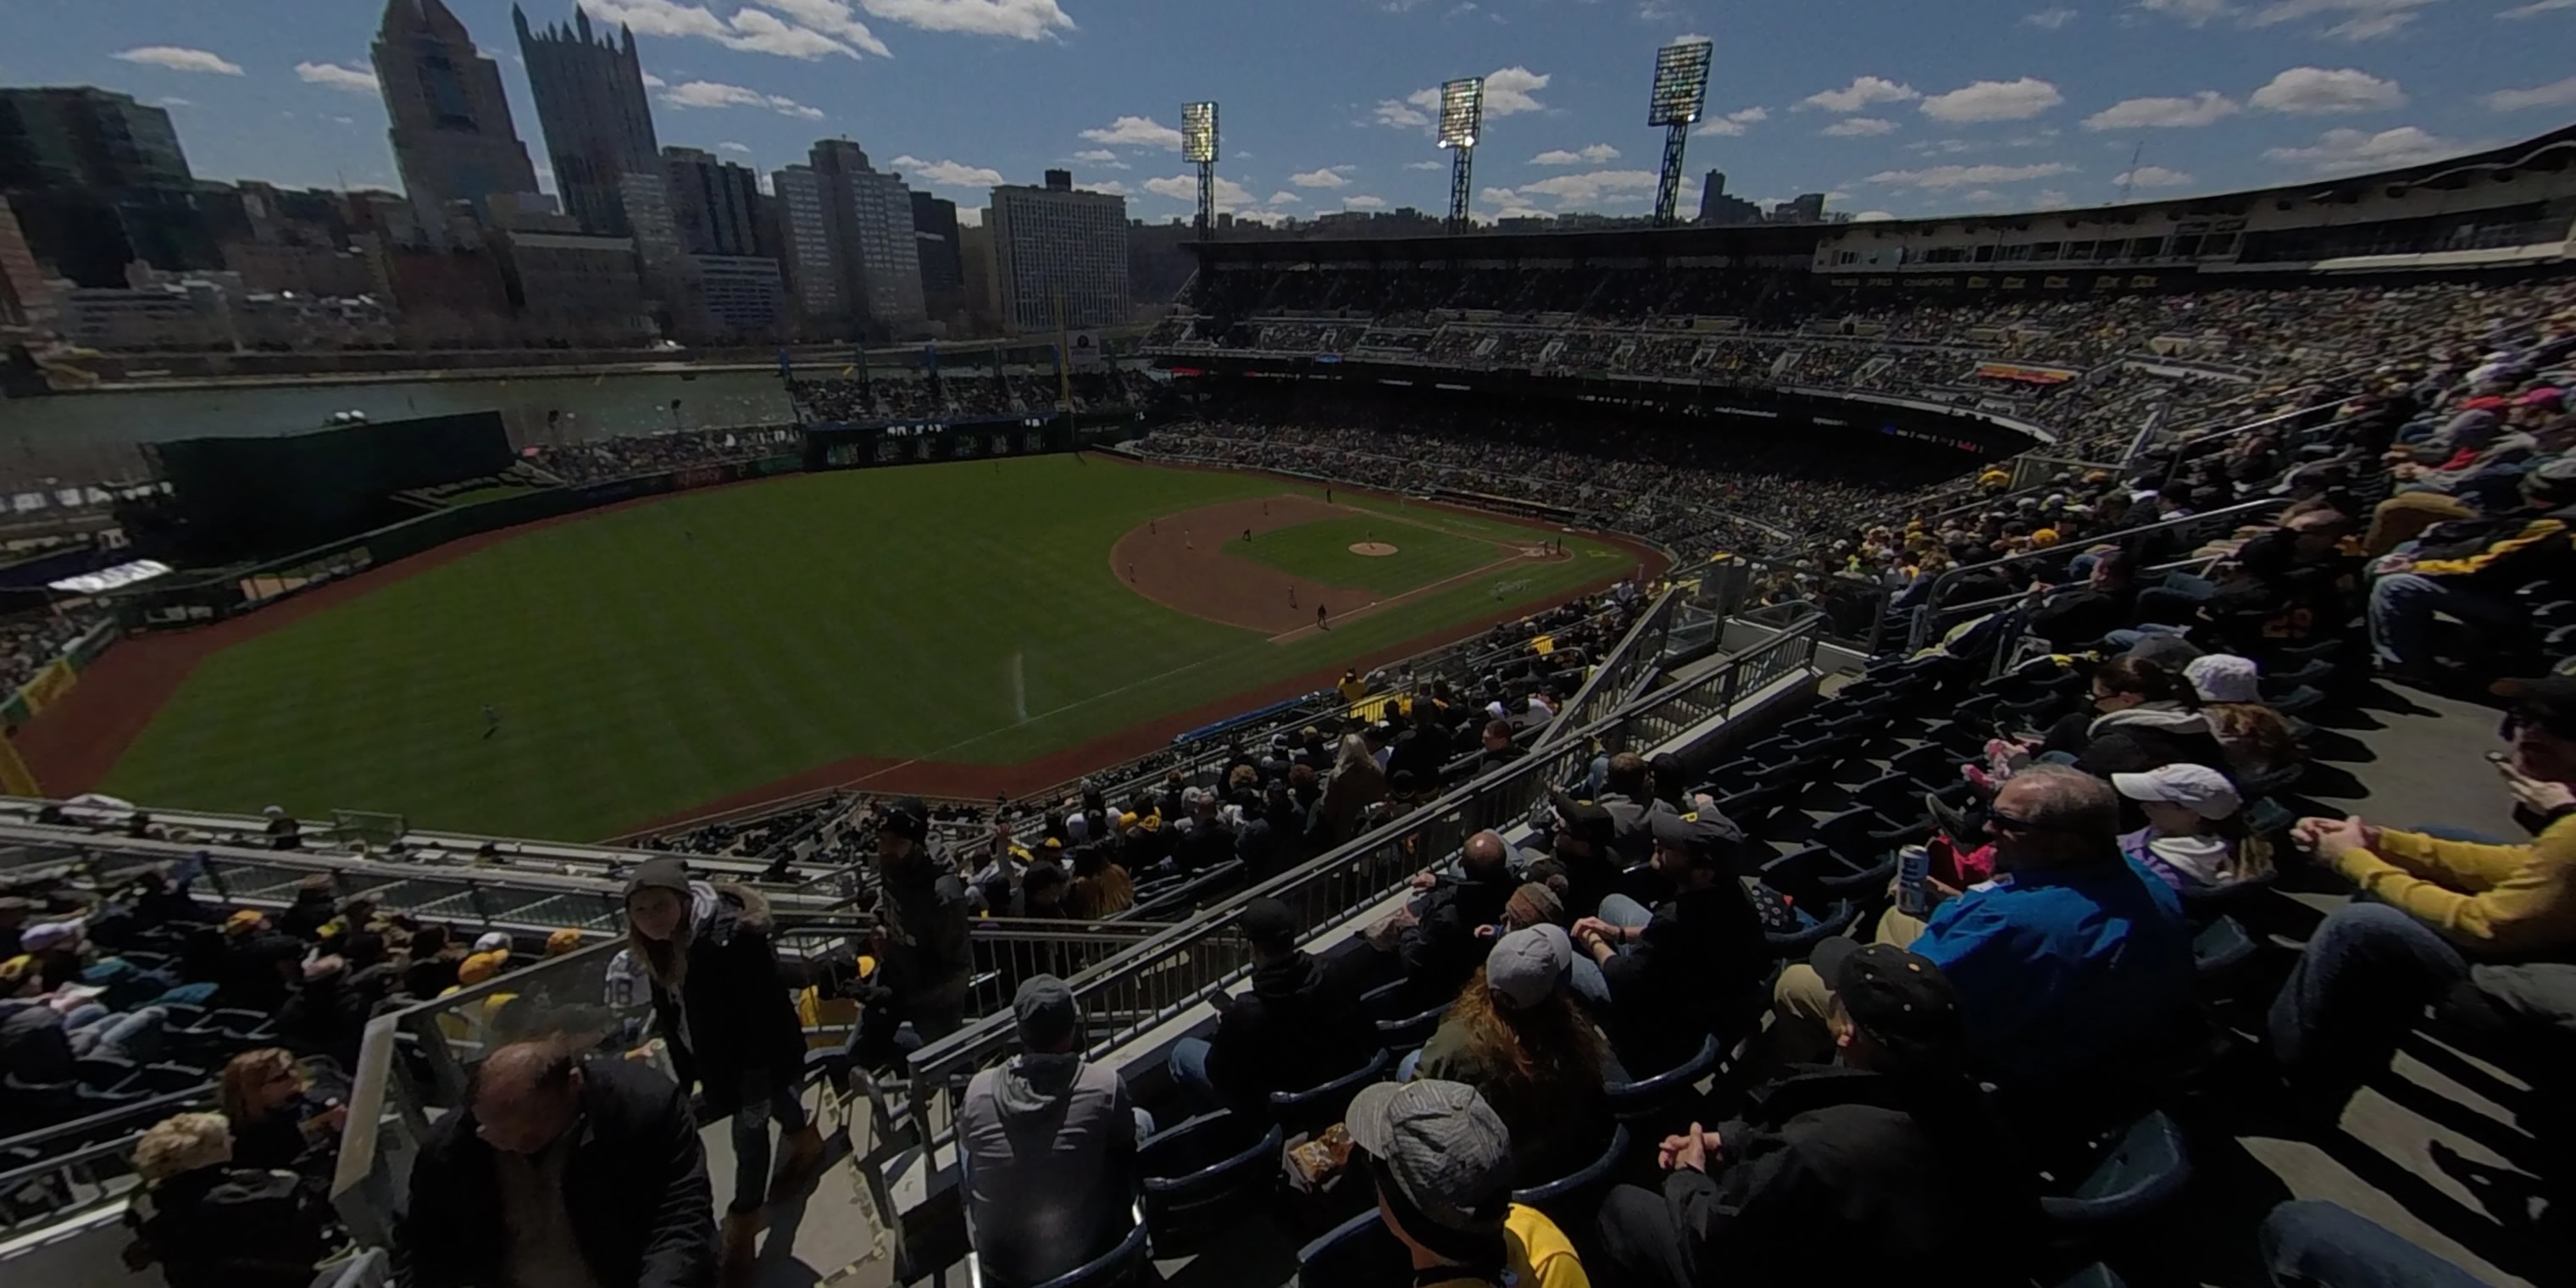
[31,455,1649,841]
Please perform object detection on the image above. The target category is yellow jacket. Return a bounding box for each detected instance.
[1414,1204,1591,1288]
[2334,816,2576,955]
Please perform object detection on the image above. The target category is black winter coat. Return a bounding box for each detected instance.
[1205,950,1379,1111]
[131,1165,331,1288]
[647,883,809,1117]
[1396,874,1515,1001]
[398,1055,713,1288]
[1656,1066,2037,1288]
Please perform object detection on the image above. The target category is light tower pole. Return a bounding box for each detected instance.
[1437,77,1485,234]
[1649,40,1713,226]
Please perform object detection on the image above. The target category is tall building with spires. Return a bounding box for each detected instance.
[514,4,662,237]
[372,0,540,230]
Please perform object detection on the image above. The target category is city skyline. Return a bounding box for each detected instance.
[4,0,2573,227]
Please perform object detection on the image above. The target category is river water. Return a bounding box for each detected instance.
[0,368,801,488]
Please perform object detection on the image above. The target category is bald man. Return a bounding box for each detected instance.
[1392,830,1521,998]
[401,1039,717,1288]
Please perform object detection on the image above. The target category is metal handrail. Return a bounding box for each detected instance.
[1544,587,1675,745]
[1902,496,2287,652]
[896,613,1824,1154]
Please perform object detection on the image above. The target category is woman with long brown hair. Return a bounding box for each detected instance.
[1416,925,1618,1181]
[217,1048,342,1175]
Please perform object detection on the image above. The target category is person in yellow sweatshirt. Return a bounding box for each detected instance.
[2270,675,2576,1105]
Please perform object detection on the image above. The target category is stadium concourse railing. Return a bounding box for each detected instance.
[897,616,1824,1157]
[1541,586,1679,745]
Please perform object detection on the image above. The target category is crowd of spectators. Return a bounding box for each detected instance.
[786,369,1149,425]
[524,425,800,486]
[0,605,108,697]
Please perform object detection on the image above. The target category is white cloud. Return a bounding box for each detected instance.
[1531,143,1621,164]
[1797,75,1918,113]
[2249,67,2407,114]
[2139,0,2235,23]
[1083,180,1132,196]
[2501,0,2576,14]
[1866,161,2079,189]
[1670,32,1714,44]
[660,80,826,119]
[1080,115,1185,151]
[2116,164,2196,187]
[1823,117,1899,136]
[1290,167,1356,188]
[1696,106,1769,137]
[2023,7,2079,25]
[2263,125,2477,172]
[642,72,668,89]
[1406,160,1446,170]
[719,141,752,153]
[2487,75,2576,111]
[852,0,1074,41]
[1510,169,1662,207]
[1478,186,1521,207]
[1849,209,1899,221]
[1145,174,1256,210]
[891,155,1007,187]
[1072,149,1123,164]
[112,47,243,75]
[1482,67,1552,116]
[294,61,380,94]
[1374,99,1432,129]
[1267,191,1302,204]
[158,97,194,108]
[2246,0,2438,39]
[2035,189,2073,208]
[1342,196,1389,210]
[582,0,883,60]
[2083,91,2240,130]
[1919,78,2062,123]
[753,0,893,54]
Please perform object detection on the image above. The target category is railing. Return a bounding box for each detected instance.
[0,1087,215,1238]
[1903,496,2286,652]
[896,613,1824,1156]
[1674,552,1895,656]
[1543,587,1677,745]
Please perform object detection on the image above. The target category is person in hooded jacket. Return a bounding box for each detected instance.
[1168,897,1379,1113]
[124,1112,332,1288]
[854,797,974,1069]
[623,858,820,1280]
[2039,657,2233,780]
[1595,945,2037,1288]
[958,976,1144,1288]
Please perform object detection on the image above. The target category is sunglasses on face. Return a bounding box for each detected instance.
[1988,811,2046,835]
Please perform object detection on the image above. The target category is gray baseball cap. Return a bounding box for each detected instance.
[1485,924,1572,1010]
[1344,1080,1513,1238]
[1013,974,1081,1050]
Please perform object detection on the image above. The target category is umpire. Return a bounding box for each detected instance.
[854,797,974,1069]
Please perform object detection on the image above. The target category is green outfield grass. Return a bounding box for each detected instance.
[98,457,1637,840]
[1224,515,1507,596]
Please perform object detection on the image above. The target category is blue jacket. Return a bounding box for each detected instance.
[1910,857,2192,1090]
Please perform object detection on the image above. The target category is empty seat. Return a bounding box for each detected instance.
[1296,1209,1408,1288]
[1138,1110,1285,1257]
[1269,1049,1391,1138]
[1606,1034,1722,1124]
[2039,1112,2193,1230]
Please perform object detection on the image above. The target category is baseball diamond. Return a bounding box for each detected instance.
[23,454,1647,840]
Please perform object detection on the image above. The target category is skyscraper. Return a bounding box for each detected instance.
[665,147,761,257]
[909,191,963,293]
[0,87,214,285]
[374,0,541,230]
[1696,170,1757,225]
[986,169,1128,334]
[515,4,661,236]
[810,141,925,338]
[771,164,840,333]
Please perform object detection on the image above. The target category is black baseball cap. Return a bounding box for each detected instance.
[1552,797,1617,845]
[1238,897,1299,948]
[1811,941,1964,1058]
[880,797,931,842]
[2492,675,2576,739]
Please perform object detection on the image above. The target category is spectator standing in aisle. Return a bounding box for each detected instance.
[958,977,1145,1287]
[401,1039,716,1288]
[1346,1080,1590,1288]
[857,797,974,1064]
[622,858,820,1279]
[1596,945,2032,1288]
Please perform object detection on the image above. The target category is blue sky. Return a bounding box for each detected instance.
[3,0,2570,225]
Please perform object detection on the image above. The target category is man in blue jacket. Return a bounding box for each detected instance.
[1770,765,2193,1092]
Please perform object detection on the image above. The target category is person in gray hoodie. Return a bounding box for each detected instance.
[957,976,1144,1288]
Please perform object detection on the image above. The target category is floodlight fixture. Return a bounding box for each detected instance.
[1648,40,1713,127]
[1648,40,1715,225]
[1436,78,1484,150]
[1181,102,1219,164]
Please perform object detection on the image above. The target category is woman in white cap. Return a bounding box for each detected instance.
[1416,925,1618,1183]
[2113,764,2275,892]
[2185,653,2303,783]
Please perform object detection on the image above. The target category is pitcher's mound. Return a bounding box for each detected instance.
[1349,542,1400,557]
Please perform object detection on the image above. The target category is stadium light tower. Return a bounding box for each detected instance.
[1649,39,1714,226]
[1182,101,1219,241]
[1437,76,1485,233]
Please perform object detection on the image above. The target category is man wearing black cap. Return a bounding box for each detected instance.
[1167,897,1377,1113]
[1346,1080,1590,1288]
[1569,809,1769,1073]
[957,976,1143,1288]
[1537,797,1625,919]
[854,797,973,1069]
[2272,675,2576,1110]
[1596,945,2033,1288]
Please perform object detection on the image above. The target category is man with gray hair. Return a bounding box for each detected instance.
[958,976,1144,1288]
[1768,765,2192,1091]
